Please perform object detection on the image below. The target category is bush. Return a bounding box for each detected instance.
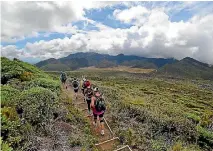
[1,114,32,150]
[1,107,19,121]
[19,72,33,81]
[1,57,24,84]
[1,85,20,107]
[26,78,60,94]
[1,57,49,84]
[0,137,13,151]
[197,125,213,148]
[17,87,58,126]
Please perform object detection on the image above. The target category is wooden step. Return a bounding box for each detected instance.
[96,137,120,151]
[113,145,132,151]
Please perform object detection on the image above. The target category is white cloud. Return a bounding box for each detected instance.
[1,2,213,65]
[1,1,121,42]
[1,45,24,59]
[113,6,149,24]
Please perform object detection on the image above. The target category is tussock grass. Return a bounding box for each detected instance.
[58,69,213,150]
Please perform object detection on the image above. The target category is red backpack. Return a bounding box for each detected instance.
[85,80,91,87]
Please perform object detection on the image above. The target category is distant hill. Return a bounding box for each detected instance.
[158,57,213,80]
[36,58,60,68]
[36,52,176,70]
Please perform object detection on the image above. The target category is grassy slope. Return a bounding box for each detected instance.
[158,58,213,80]
[40,63,71,71]
[55,70,213,151]
[0,57,97,150]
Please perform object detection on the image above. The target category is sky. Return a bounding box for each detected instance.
[1,1,213,64]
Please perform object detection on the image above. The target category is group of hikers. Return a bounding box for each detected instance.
[60,72,106,135]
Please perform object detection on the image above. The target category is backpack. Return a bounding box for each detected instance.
[95,95,106,112]
[61,73,66,81]
[73,80,79,88]
[85,80,90,87]
[86,87,93,98]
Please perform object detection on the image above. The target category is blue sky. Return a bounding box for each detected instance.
[1,2,197,48]
[1,1,213,64]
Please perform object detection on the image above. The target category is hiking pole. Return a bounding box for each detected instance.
[95,137,119,146]
[103,117,114,136]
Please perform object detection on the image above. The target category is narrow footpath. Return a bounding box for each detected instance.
[63,85,132,151]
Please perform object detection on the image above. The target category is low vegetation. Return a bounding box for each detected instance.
[0,57,98,150]
[51,69,213,151]
[80,66,155,74]
[1,56,212,150]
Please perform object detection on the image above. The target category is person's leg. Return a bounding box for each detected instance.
[74,89,77,98]
[64,80,67,89]
[93,113,97,126]
[99,113,105,135]
[86,99,91,114]
[62,80,66,88]
[76,89,79,98]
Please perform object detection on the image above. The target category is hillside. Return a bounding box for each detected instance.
[158,57,213,80]
[0,57,97,150]
[36,52,176,71]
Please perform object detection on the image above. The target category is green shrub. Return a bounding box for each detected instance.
[1,57,24,84]
[172,141,183,151]
[6,78,27,90]
[26,78,60,94]
[185,113,201,123]
[17,87,58,126]
[19,72,33,81]
[1,114,32,150]
[1,57,49,84]
[197,125,213,147]
[69,136,82,147]
[1,107,19,120]
[199,110,213,127]
[1,85,20,107]
[0,137,13,151]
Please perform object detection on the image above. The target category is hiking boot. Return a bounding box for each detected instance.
[101,130,104,135]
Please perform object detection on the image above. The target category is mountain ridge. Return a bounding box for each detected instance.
[36,52,176,70]
[158,57,213,80]
[35,52,213,80]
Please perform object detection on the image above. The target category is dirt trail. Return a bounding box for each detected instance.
[63,85,131,151]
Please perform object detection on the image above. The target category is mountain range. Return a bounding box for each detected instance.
[36,52,176,70]
[36,52,213,80]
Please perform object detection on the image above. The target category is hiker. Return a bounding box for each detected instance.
[84,85,93,116]
[91,87,106,135]
[72,78,80,99]
[81,78,91,96]
[60,71,67,88]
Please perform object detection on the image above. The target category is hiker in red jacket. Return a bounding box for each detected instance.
[82,78,91,96]
[85,79,91,87]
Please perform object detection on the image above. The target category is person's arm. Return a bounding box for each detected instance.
[84,88,87,96]
[91,96,95,109]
